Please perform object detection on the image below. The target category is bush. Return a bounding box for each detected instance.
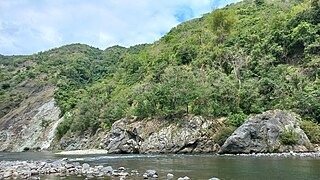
[280,128,298,145]
[300,120,320,144]
[56,116,73,140]
[227,112,248,127]
[1,83,10,90]
[213,126,237,146]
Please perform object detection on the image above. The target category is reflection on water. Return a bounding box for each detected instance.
[1,152,320,180]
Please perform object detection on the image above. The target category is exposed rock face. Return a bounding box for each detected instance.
[49,128,109,151]
[0,85,62,152]
[105,115,223,154]
[219,110,313,154]
[107,118,142,153]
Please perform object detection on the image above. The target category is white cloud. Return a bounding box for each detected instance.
[0,0,241,55]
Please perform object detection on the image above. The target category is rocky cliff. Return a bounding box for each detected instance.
[0,83,62,152]
[52,115,224,154]
[219,110,313,154]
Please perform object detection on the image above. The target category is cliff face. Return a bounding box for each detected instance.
[0,83,61,152]
[51,115,224,154]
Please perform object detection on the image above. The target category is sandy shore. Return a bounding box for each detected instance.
[55,149,109,155]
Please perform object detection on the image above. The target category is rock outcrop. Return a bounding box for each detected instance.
[105,115,223,154]
[219,110,313,154]
[0,85,62,152]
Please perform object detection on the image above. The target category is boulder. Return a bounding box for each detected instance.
[107,118,141,154]
[143,170,158,178]
[219,110,313,154]
[167,173,174,179]
[178,176,190,180]
[82,163,90,170]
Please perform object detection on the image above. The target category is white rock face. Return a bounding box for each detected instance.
[0,98,62,151]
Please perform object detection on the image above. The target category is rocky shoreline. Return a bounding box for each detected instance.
[219,151,320,158]
[0,157,220,180]
[1,152,320,179]
[55,149,109,155]
[0,158,142,179]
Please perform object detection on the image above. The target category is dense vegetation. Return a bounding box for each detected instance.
[0,0,319,140]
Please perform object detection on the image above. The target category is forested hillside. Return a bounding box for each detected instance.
[0,0,319,142]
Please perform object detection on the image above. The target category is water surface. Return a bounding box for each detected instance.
[1,152,319,180]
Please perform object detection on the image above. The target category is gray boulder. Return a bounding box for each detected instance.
[143,170,158,178]
[107,118,141,154]
[219,110,313,154]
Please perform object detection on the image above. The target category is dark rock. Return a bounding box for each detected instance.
[219,110,313,154]
[118,167,125,171]
[107,118,141,154]
[65,163,74,169]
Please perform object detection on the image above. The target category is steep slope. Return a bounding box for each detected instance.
[0,44,130,151]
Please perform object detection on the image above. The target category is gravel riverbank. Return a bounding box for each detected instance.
[1,152,320,179]
[55,149,109,155]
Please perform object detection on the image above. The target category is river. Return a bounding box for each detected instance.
[0,152,320,180]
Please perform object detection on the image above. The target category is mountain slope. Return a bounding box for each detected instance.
[0,0,319,151]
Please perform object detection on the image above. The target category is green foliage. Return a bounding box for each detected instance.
[227,112,248,127]
[1,83,10,90]
[280,128,299,145]
[1,0,320,140]
[255,0,265,6]
[300,120,320,143]
[56,116,73,140]
[206,9,237,43]
[213,126,237,146]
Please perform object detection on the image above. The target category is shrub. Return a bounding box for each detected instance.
[1,83,10,90]
[56,116,73,140]
[213,126,237,146]
[300,120,320,144]
[280,128,298,145]
[227,112,248,127]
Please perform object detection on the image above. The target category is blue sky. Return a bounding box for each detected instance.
[0,0,241,55]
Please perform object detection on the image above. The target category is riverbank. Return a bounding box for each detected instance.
[55,149,109,155]
[0,158,205,180]
[0,158,128,179]
[1,152,320,179]
[219,151,320,158]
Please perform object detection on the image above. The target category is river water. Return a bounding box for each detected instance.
[0,152,320,180]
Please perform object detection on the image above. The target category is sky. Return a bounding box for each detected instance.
[0,0,241,55]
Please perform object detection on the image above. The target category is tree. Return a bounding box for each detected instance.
[206,9,237,43]
[224,49,249,109]
[255,0,265,6]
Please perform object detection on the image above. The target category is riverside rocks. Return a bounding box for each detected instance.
[0,153,319,179]
[0,159,129,179]
[106,115,223,154]
[143,170,158,178]
[219,110,313,154]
